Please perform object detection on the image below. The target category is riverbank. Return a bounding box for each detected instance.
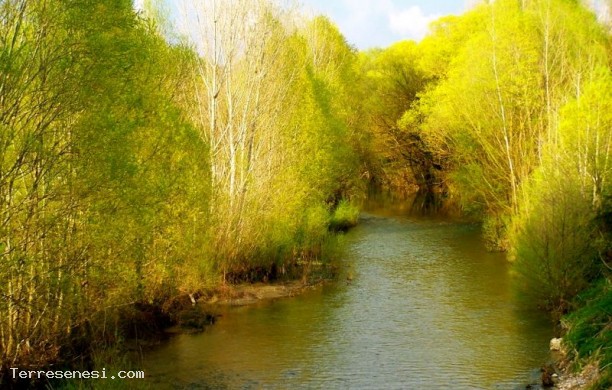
[155,262,341,336]
[555,362,601,389]
[546,278,611,390]
[137,210,555,389]
[202,280,328,306]
[162,279,330,334]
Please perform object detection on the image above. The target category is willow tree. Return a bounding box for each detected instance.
[177,0,302,277]
[1,0,210,371]
[417,1,543,248]
[559,68,612,211]
[0,0,81,368]
[414,0,609,248]
[355,41,432,193]
[530,0,609,154]
[510,68,612,311]
[300,16,362,202]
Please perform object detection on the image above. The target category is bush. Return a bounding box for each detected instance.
[482,214,510,252]
[329,200,359,231]
[511,163,599,314]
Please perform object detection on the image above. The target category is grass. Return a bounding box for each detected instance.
[563,278,612,389]
[53,347,149,390]
[329,200,359,231]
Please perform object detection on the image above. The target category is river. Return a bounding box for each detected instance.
[139,198,554,389]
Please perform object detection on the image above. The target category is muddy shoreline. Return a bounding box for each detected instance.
[202,280,325,306]
[159,279,329,336]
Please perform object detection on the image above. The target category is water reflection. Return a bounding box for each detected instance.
[140,200,553,389]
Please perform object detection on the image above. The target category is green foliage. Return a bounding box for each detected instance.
[355,40,433,193]
[511,161,599,312]
[420,0,543,218]
[510,65,612,313]
[418,8,488,80]
[557,67,612,212]
[0,0,366,373]
[330,200,360,231]
[563,279,612,389]
[173,5,363,281]
[0,0,213,374]
[482,214,510,252]
[55,347,149,390]
[2,0,610,382]
[403,0,612,259]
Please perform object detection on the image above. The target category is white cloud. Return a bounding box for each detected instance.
[388,6,440,41]
[300,0,467,48]
[333,0,395,48]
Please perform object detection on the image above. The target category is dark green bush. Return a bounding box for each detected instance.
[563,279,612,389]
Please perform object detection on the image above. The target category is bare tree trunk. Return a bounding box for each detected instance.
[489,6,518,212]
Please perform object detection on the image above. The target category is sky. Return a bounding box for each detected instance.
[136,0,477,50]
[299,0,477,49]
[136,0,610,50]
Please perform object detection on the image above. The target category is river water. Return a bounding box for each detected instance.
[139,199,553,389]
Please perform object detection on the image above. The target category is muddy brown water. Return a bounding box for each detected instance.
[138,198,553,389]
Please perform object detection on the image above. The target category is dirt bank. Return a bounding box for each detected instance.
[202,280,325,306]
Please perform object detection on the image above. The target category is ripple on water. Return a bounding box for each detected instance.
[140,208,554,389]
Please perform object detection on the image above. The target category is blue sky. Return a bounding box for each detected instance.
[137,0,476,49]
[299,0,476,48]
[137,1,610,50]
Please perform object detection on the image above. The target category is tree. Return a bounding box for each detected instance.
[177,2,362,280]
[511,158,599,313]
[0,0,80,367]
[557,67,612,212]
[356,41,431,193]
[0,0,211,371]
[415,0,609,248]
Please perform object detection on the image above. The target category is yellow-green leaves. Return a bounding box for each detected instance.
[558,67,612,211]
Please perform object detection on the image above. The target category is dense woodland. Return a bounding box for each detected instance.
[0,0,611,387]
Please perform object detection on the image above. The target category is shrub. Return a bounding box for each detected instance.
[329,200,360,231]
[511,162,599,314]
